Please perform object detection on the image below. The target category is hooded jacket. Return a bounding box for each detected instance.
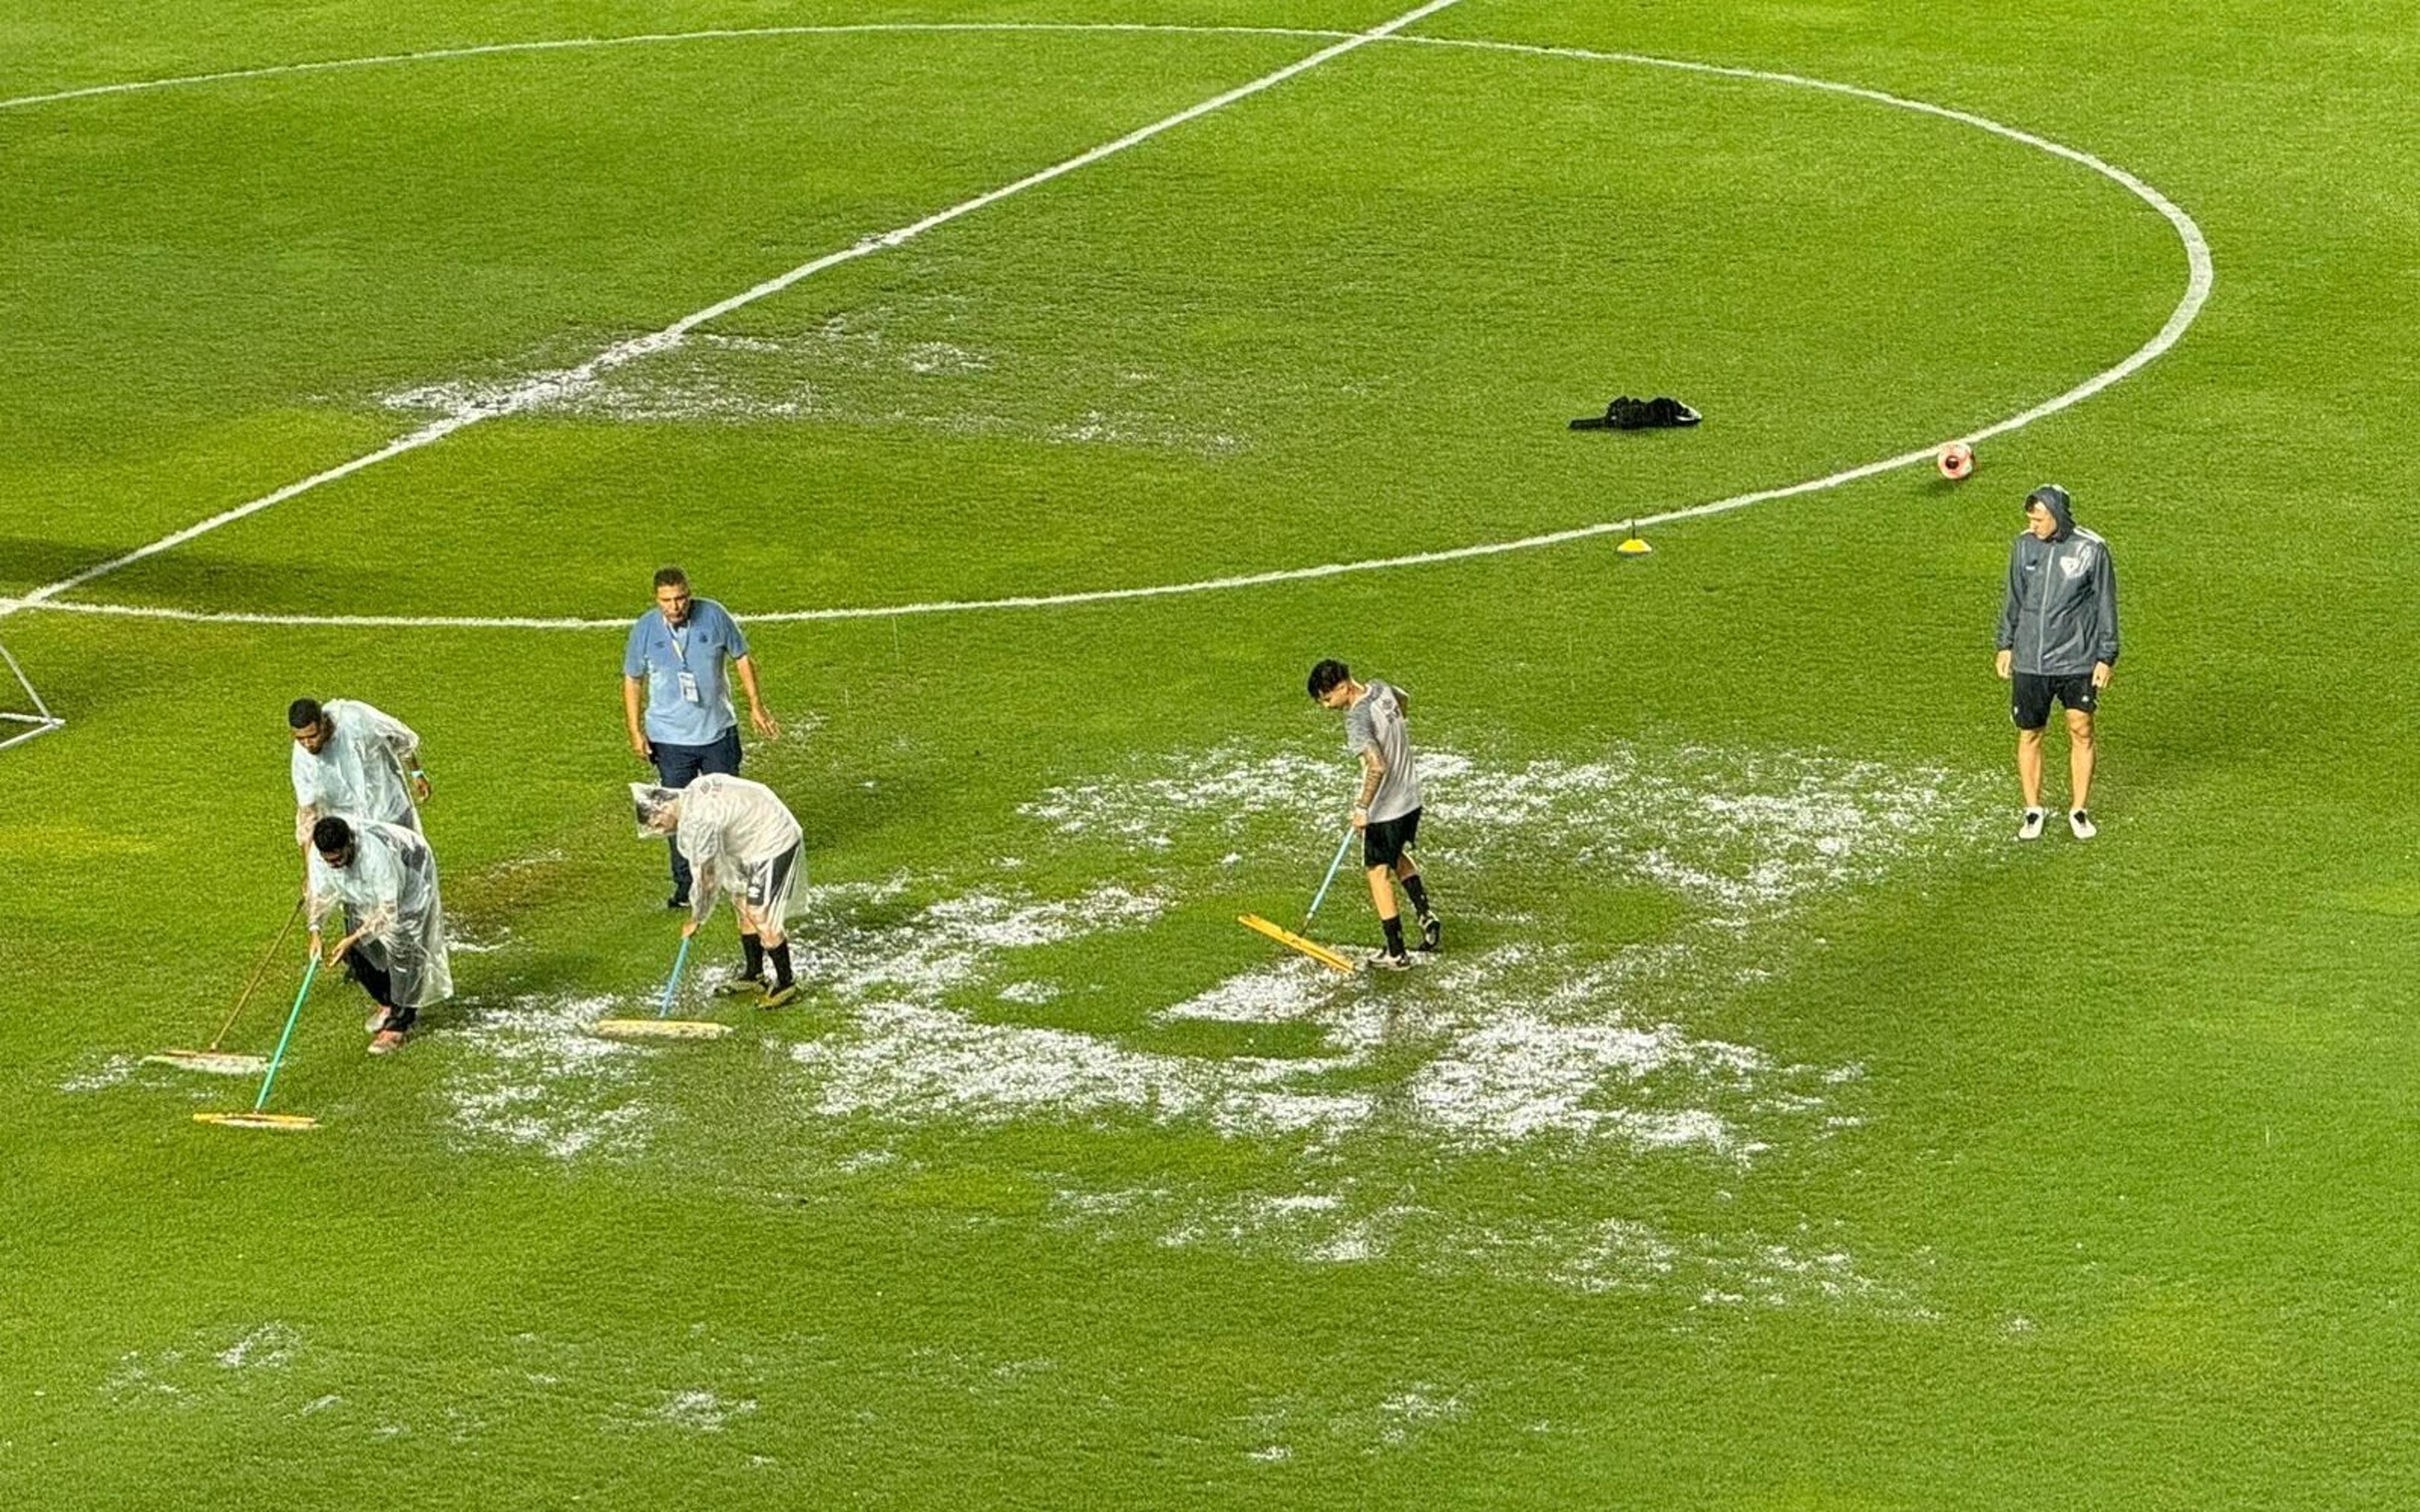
[1996,486,2119,677]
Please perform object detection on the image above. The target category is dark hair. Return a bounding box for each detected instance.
[287,697,324,730]
[652,566,689,590]
[1306,660,1350,700]
[311,816,354,856]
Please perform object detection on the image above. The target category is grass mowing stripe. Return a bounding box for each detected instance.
[0,22,1366,114]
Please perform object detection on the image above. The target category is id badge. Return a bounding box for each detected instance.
[677,670,701,704]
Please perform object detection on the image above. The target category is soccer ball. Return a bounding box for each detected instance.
[1937,442,1974,480]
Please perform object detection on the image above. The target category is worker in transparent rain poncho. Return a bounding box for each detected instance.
[289,696,430,859]
[308,815,453,1055]
[632,775,805,1007]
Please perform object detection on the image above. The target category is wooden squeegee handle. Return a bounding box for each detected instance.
[208,893,307,1051]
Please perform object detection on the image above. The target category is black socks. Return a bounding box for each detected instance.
[1400,874,1432,918]
[1381,915,1405,954]
[744,934,795,991]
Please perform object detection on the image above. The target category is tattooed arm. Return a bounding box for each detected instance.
[1354,747,1386,825]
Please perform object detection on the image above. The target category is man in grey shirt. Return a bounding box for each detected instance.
[1995,484,2120,840]
[1308,659,1440,968]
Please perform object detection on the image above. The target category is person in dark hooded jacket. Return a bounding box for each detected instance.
[1994,484,2119,840]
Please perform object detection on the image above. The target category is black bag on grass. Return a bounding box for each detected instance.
[1570,396,1701,430]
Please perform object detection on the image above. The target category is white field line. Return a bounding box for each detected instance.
[0,21,2211,634]
[0,3,1461,617]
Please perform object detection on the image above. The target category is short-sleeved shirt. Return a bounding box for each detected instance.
[1345,680,1421,823]
[623,598,748,747]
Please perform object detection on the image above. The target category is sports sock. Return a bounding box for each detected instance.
[741,934,764,980]
[769,942,794,989]
[1381,915,1405,954]
[1400,874,1432,917]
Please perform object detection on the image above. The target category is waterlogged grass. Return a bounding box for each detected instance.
[6,1,2420,1507]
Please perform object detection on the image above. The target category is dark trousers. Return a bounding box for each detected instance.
[345,944,415,1033]
[653,725,743,896]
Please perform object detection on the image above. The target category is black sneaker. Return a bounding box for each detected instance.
[1418,914,1441,952]
[665,891,690,910]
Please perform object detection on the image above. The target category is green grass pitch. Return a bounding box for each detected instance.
[4,0,2418,1504]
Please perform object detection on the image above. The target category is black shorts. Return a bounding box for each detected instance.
[1363,808,1421,869]
[2012,672,2099,730]
[744,842,803,914]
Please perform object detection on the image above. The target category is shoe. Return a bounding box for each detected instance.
[366,1006,391,1033]
[2016,808,2047,842]
[665,892,690,910]
[760,982,801,1009]
[1418,914,1442,952]
[712,976,765,999]
[368,1029,406,1055]
[1373,949,1412,971]
[2069,809,2097,840]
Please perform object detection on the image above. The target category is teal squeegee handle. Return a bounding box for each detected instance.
[252,951,321,1113]
[1305,825,1358,927]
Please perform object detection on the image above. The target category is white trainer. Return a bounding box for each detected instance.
[2068,809,2097,840]
[2016,808,2048,841]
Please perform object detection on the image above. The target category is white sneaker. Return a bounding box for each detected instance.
[2068,809,2097,840]
[2016,808,2047,841]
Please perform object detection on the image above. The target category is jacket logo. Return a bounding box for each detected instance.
[2059,554,2087,578]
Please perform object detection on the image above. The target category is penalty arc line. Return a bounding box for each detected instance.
[0,0,1465,619]
[0,21,2212,634]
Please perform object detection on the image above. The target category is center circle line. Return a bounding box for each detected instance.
[0,23,2211,632]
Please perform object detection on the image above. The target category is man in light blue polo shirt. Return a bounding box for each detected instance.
[622,566,780,907]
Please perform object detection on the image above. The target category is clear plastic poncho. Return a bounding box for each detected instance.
[631,782,682,837]
[632,774,802,925]
[293,699,422,847]
[308,818,453,1009]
